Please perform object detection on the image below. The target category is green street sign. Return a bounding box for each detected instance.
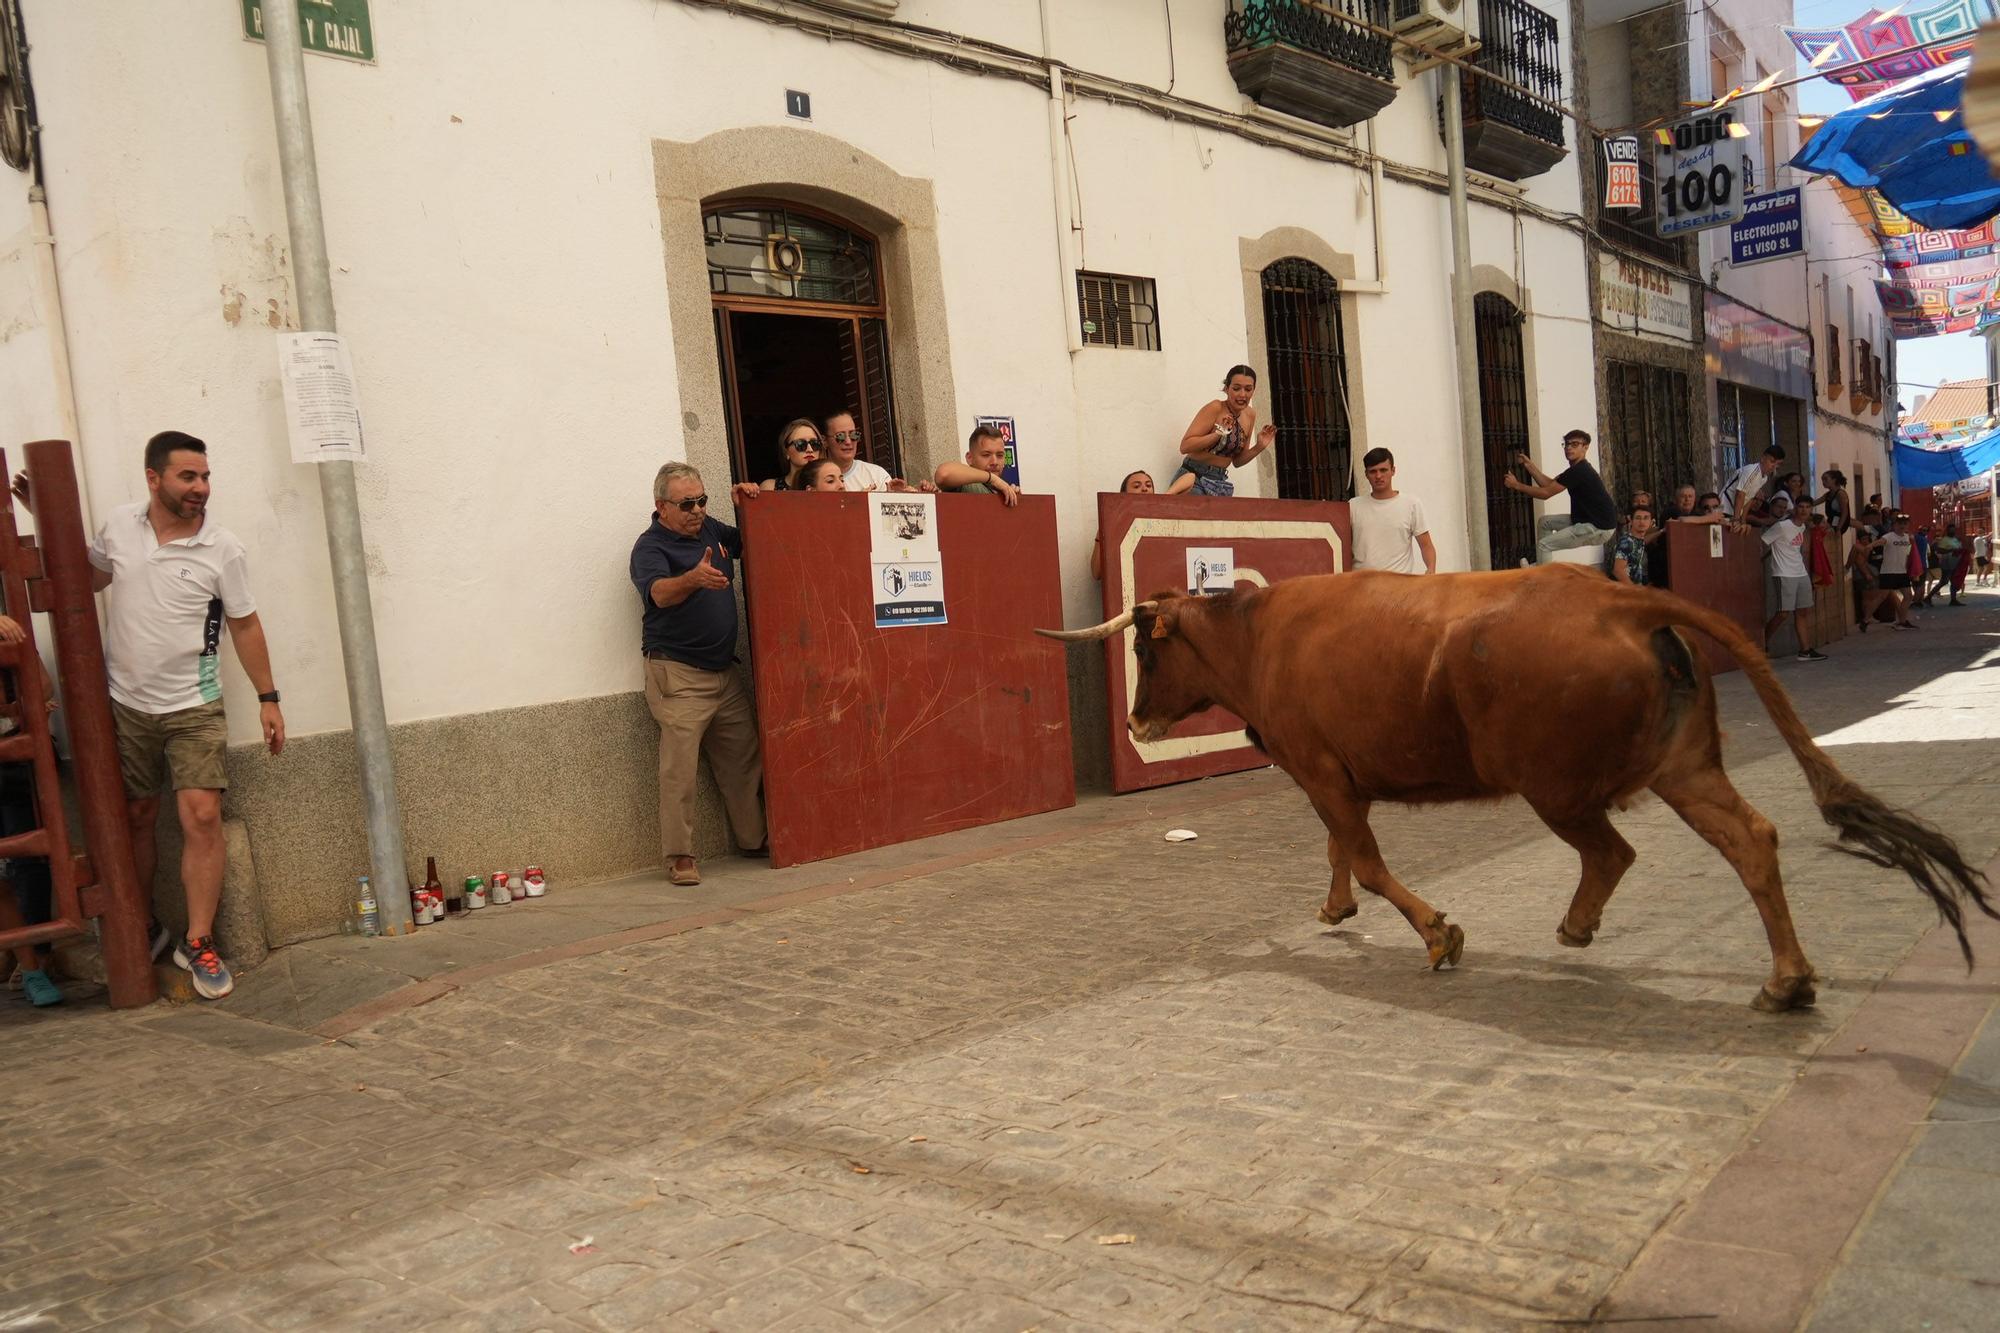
[242,0,375,64]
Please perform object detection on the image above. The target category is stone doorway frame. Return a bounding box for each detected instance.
[652,126,958,493]
[1238,227,1368,499]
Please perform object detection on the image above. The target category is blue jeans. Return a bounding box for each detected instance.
[1175,459,1234,497]
[2,761,52,950]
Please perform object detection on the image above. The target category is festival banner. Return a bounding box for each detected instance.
[1785,0,1995,102]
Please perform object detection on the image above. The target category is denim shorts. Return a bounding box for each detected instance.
[1175,459,1233,498]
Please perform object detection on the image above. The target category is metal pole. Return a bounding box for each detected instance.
[262,4,412,932]
[1442,67,1492,570]
[1988,328,2000,540]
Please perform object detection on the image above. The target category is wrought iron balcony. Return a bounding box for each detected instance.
[1454,0,1568,180]
[1225,0,1398,131]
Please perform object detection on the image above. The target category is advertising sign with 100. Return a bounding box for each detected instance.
[1655,108,1747,237]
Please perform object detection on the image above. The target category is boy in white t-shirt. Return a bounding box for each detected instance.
[1348,448,1436,574]
[1760,494,1826,662]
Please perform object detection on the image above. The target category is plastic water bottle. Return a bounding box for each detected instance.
[356,876,381,936]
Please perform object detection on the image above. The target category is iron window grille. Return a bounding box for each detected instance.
[1824,324,1842,392]
[1225,0,1395,84]
[1076,272,1162,351]
[1261,258,1354,503]
[705,205,878,306]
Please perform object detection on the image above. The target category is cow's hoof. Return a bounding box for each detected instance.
[1428,921,1466,971]
[1556,921,1594,948]
[1751,974,1819,1012]
[1318,903,1358,927]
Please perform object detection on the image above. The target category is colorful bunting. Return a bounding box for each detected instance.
[1785,0,1996,103]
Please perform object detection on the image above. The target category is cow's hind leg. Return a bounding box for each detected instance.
[1651,766,1817,1011]
[1531,806,1637,948]
[1323,801,1463,969]
[1311,797,1365,927]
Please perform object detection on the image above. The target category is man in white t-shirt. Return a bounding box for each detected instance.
[15,432,286,1000]
[1348,447,1436,574]
[1723,444,1785,519]
[1760,493,1826,662]
[823,410,930,494]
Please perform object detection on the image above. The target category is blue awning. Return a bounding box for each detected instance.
[1895,428,2000,485]
[1790,60,2000,231]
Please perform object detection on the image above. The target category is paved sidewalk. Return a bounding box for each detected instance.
[3,592,1998,1332]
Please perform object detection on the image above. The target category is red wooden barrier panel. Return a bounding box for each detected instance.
[741,493,1074,868]
[1097,494,1350,794]
[1661,522,1766,674]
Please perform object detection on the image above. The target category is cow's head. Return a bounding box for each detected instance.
[1036,590,1213,743]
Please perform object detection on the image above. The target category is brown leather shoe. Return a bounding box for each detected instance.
[669,857,701,887]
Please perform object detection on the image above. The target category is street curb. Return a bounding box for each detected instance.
[1594,852,2000,1332]
[310,782,1272,1040]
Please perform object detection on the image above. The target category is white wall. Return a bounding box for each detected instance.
[6,0,1596,742]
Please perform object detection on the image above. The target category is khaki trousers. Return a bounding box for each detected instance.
[643,658,767,862]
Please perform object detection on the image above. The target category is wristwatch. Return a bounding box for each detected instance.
[257,691,281,704]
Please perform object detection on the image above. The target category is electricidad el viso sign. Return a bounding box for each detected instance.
[1729,189,1804,266]
[1655,108,1747,237]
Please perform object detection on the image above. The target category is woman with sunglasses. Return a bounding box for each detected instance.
[760,418,824,491]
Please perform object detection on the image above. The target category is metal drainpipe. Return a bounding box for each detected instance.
[25,188,93,528]
[1040,0,1082,353]
[260,2,412,932]
[1441,67,1492,570]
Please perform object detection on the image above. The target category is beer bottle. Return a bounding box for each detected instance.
[424,856,450,916]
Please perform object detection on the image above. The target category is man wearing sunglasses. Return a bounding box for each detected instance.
[824,410,932,493]
[629,462,768,886]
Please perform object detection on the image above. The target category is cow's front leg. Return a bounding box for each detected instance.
[1325,800,1464,969]
[1310,797,1367,926]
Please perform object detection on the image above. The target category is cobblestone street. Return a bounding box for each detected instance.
[5,600,1999,1332]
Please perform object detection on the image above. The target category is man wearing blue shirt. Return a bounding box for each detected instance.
[629,463,767,886]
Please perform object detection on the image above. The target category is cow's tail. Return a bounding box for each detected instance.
[1650,596,1996,967]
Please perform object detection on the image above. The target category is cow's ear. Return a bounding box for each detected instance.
[1149,610,1178,640]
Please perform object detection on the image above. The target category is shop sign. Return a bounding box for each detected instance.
[1729,189,1804,267]
[242,0,375,64]
[1655,108,1747,237]
[1704,292,1812,402]
[1596,256,1696,344]
[1602,137,1642,210]
[973,415,1022,487]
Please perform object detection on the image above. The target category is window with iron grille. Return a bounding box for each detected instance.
[1260,259,1353,502]
[1606,362,1695,501]
[705,205,878,305]
[0,0,29,172]
[1076,272,1161,351]
[1824,324,1842,391]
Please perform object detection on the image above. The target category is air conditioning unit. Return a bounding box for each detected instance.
[1392,0,1481,65]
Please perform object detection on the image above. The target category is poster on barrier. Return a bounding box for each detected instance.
[868,492,946,628]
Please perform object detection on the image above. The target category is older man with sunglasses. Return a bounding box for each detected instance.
[629,462,768,886]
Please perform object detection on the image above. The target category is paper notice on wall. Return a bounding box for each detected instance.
[277,332,366,464]
[1709,527,1725,559]
[868,492,946,628]
[1187,547,1235,595]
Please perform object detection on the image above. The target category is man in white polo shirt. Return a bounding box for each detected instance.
[18,431,286,999]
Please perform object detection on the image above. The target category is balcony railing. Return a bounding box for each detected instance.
[1225,0,1398,130]
[1452,0,1568,179]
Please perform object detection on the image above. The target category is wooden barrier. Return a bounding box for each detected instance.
[1097,494,1351,794]
[1660,521,1850,672]
[740,493,1074,868]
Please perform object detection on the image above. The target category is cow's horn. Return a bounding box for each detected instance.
[1035,600,1159,642]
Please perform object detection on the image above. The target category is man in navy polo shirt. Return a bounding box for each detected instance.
[630,462,767,886]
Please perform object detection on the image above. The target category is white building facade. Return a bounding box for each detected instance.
[0,0,1595,945]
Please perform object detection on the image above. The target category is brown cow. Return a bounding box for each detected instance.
[1041,566,1994,1011]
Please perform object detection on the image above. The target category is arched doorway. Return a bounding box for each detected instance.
[1474,292,1535,570]
[1260,258,1354,501]
[706,202,900,486]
